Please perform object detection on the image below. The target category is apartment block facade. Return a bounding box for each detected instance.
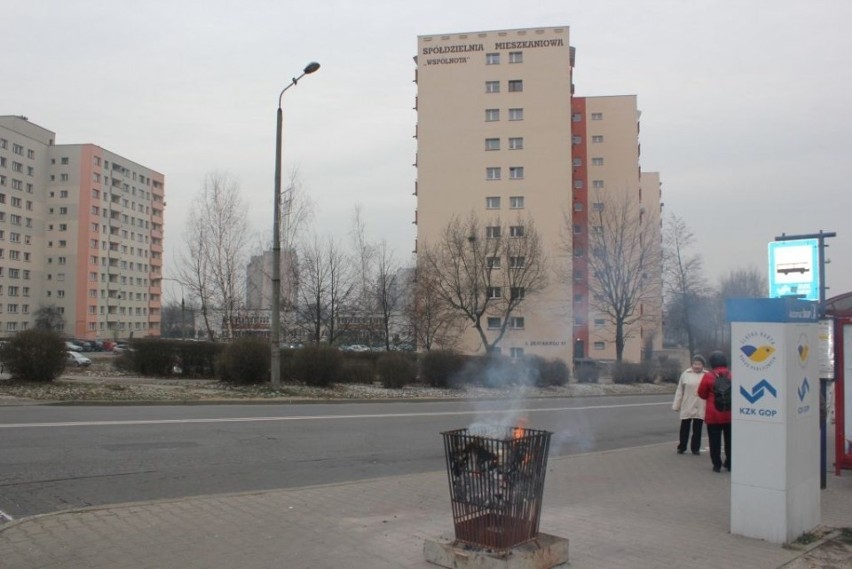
[414,27,662,363]
[0,115,164,340]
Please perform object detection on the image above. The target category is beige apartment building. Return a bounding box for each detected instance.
[0,115,164,340]
[414,27,662,363]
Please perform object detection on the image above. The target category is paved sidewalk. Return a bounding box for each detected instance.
[1,442,850,569]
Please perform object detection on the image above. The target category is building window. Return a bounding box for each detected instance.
[486,226,501,239]
[574,180,584,189]
[510,196,524,209]
[61,157,69,165]
[592,135,604,143]
[594,341,606,351]
[60,174,69,182]
[592,202,604,211]
[485,81,500,93]
[509,225,524,238]
[592,157,604,166]
[510,317,525,329]
[592,180,605,189]
[572,113,582,122]
[509,167,524,179]
[573,224,582,234]
[510,347,524,358]
[508,108,524,121]
[509,51,523,63]
[487,287,502,299]
[573,202,584,212]
[591,112,603,120]
[509,256,525,268]
[486,52,500,65]
[486,256,501,269]
[486,196,501,209]
[485,138,500,151]
[510,287,525,300]
[486,167,501,180]
[574,246,585,257]
[508,137,523,150]
[572,135,582,144]
[487,317,501,329]
[485,109,500,122]
[508,80,523,92]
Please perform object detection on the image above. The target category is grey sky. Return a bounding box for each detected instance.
[6,0,851,302]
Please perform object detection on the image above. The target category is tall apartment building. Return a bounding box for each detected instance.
[414,27,662,363]
[0,115,164,340]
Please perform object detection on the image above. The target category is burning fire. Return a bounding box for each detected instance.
[512,417,529,440]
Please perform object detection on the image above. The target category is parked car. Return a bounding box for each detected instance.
[66,351,92,367]
[65,341,83,352]
[112,342,129,354]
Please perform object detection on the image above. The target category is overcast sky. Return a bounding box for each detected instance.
[5,0,851,304]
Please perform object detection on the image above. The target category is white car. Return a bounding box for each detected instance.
[65,341,83,352]
[66,351,92,367]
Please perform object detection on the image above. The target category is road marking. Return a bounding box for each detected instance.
[0,401,667,429]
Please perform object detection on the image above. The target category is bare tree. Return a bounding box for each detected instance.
[586,191,662,364]
[408,266,465,351]
[34,304,65,332]
[663,213,708,356]
[373,241,400,350]
[421,214,548,354]
[296,237,356,344]
[708,265,768,348]
[179,172,250,340]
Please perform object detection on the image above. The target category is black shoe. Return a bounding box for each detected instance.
[677,449,686,454]
[724,464,731,471]
[712,466,721,473]
[692,451,700,455]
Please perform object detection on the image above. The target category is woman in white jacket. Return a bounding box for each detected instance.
[672,354,707,455]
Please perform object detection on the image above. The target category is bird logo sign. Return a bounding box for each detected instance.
[796,333,810,369]
[737,331,778,372]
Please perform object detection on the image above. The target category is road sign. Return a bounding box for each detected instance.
[768,239,820,301]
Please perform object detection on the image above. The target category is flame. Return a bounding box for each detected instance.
[513,417,528,440]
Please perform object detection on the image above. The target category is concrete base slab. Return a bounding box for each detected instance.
[424,533,569,569]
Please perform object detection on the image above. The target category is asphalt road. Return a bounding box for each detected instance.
[0,394,673,519]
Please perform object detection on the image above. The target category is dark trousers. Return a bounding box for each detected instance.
[706,423,731,470]
[678,418,704,453]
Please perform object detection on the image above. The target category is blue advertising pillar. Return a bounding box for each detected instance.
[727,298,820,544]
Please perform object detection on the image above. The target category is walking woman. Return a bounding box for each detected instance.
[672,354,707,455]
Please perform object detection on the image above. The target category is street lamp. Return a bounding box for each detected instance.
[271,61,320,388]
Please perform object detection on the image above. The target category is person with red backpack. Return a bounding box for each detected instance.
[697,350,732,473]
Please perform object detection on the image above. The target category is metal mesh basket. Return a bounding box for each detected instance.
[441,426,552,551]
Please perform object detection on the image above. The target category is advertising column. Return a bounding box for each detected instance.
[727,298,820,544]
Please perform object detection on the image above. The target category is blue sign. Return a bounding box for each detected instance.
[740,379,778,404]
[768,239,819,301]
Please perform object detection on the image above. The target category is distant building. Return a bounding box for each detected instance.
[0,115,165,339]
[245,248,297,310]
[414,27,662,363]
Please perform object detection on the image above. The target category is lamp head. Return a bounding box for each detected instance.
[304,62,320,74]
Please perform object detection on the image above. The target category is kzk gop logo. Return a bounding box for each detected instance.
[737,330,778,372]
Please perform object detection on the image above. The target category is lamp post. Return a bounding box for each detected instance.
[271,61,320,388]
